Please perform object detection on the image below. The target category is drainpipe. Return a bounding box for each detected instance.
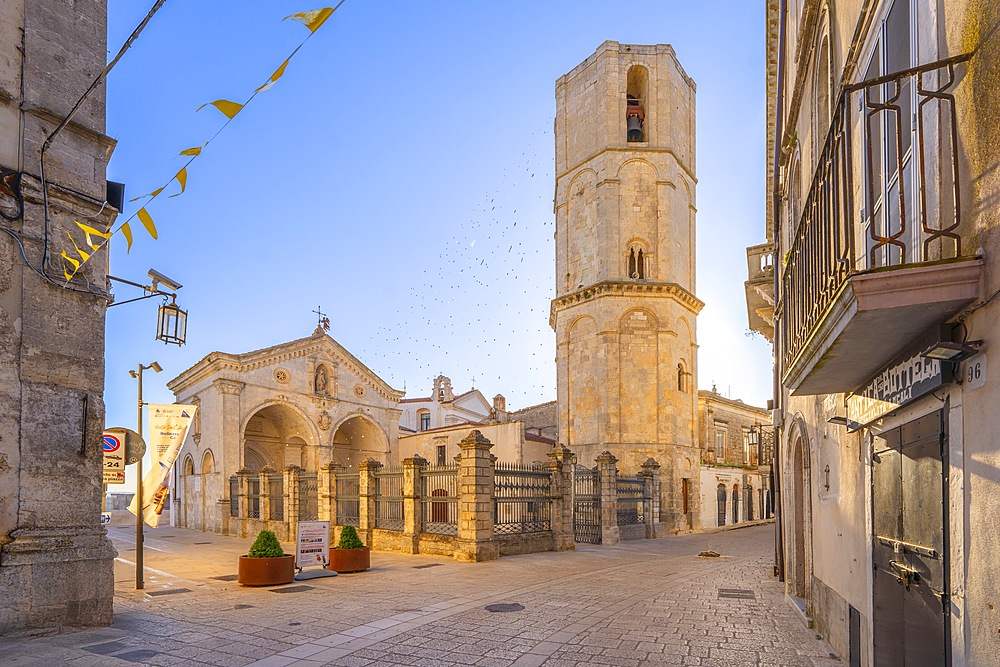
[772,0,788,583]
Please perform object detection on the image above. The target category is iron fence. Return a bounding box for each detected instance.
[374,466,404,531]
[247,477,260,519]
[229,476,239,517]
[267,473,284,521]
[494,462,551,535]
[573,465,601,544]
[616,476,644,526]
[421,465,458,535]
[298,473,318,522]
[336,473,360,527]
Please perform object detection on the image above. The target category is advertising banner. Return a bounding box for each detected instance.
[127,404,197,528]
[296,520,329,568]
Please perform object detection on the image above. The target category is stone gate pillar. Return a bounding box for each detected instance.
[358,458,381,546]
[317,462,342,522]
[455,430,499,562]
[596,451,621,546]
[258,466,274,526]
[285,465,301,535]
[639,457,662,539]
[547,443,577,551]
[402,454,427,554]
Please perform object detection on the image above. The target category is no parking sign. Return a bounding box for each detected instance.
[102,432,125,484]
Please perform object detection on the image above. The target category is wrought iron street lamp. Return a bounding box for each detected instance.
[108,268,188,346]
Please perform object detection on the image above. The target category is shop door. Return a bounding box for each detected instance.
[872,410,948,666]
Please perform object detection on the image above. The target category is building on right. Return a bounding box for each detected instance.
[752,0,1000,664]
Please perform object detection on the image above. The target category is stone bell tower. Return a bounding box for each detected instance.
[551,42,703,532]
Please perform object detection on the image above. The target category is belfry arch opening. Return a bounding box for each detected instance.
[332,415,387,467]
[626,65,648,142]
[242,403,316,472]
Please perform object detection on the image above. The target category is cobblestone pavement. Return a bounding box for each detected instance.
[4,520,840,666]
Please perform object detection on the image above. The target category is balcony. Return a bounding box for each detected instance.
[745,243,775,341]
[780,54,982,395]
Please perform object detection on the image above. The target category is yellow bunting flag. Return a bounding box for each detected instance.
[65,231,91,262]
[169,167,188,198]
[255,59,290,93]
[121,223,133,252]
[197,99,244,119]
[283,7,335,33]
[137,207,158,239]
[60,250,81,281]
[179,145,203,157]
[75,221,112,249]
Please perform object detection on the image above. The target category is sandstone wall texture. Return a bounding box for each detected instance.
[0,0,117,633]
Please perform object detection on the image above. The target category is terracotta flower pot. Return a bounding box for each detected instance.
[237,555,296,586]
[327,547,370,573]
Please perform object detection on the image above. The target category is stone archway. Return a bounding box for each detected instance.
[331,414,388,467]
[788,431,813,601]
[242,403,318,472]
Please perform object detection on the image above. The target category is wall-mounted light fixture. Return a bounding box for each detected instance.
[920,340,982,363]
[108,268,188,346]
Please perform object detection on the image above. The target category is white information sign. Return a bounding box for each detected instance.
[296,520,329,568]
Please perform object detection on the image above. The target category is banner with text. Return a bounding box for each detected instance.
[127,404,197,528]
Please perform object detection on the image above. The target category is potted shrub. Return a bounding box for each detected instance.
[327,525,370,573]
[238,529,295,586]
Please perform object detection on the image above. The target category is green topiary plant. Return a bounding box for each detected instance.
[335,525,364,550]
[247,529,284,558]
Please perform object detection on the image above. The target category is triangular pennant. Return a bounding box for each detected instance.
[168,167,188,198]
[60,250,81,280]
[197,99,244,119]
[255,59,290,93]
[121,223,133,252]
[179,145,203,157]
[137,207,158,239]
[75,221,112,249]
[66,231,90,262]
[283,7,335,33]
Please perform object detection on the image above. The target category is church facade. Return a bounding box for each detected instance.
[552,42,703,533]
[167,329,404,533]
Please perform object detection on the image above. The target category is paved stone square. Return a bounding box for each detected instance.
[3,521,840,666]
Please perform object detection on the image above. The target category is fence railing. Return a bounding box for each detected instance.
[616,476,645,526]
[780,53,972,371]
[229,476,239,517]
[494,462,552,535]
[421,465,458,535]
[374,466,404,531]
[298,473,318,522]
[221,434,665,559]
[267,472,284,521]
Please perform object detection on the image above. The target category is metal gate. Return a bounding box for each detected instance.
[298,473,318,522]
[872,409,949,666]
[573,465,601,544]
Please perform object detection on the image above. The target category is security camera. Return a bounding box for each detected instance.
[147,268,182,292]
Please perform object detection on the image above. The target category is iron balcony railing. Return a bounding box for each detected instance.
[779,53,972,372]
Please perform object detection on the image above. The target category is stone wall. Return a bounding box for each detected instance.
[0,0,116,633]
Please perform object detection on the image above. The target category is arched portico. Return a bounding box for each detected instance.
[242,402,319,472]
[331,413,389,467]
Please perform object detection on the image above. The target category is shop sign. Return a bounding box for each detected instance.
[847,352,947,428]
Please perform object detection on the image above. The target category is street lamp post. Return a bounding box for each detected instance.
[130,361,161,590]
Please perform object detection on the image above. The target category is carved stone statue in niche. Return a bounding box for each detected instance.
[315,365,328,395]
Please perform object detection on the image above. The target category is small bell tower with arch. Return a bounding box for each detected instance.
[551,42,702,533]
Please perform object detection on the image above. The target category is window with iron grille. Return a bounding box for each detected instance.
[247,478,260,519]
[268,473,284,521]
[229,476,239,517]
[616,476,644,525]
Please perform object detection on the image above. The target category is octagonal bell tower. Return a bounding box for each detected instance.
[551,42,703,533]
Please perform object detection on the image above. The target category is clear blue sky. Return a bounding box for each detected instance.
[104,1,772,486]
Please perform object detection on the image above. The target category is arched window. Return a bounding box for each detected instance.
[626,66,648,142]
[627,246,645,279]
[183,455,195,476]
[677,363,687,392]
